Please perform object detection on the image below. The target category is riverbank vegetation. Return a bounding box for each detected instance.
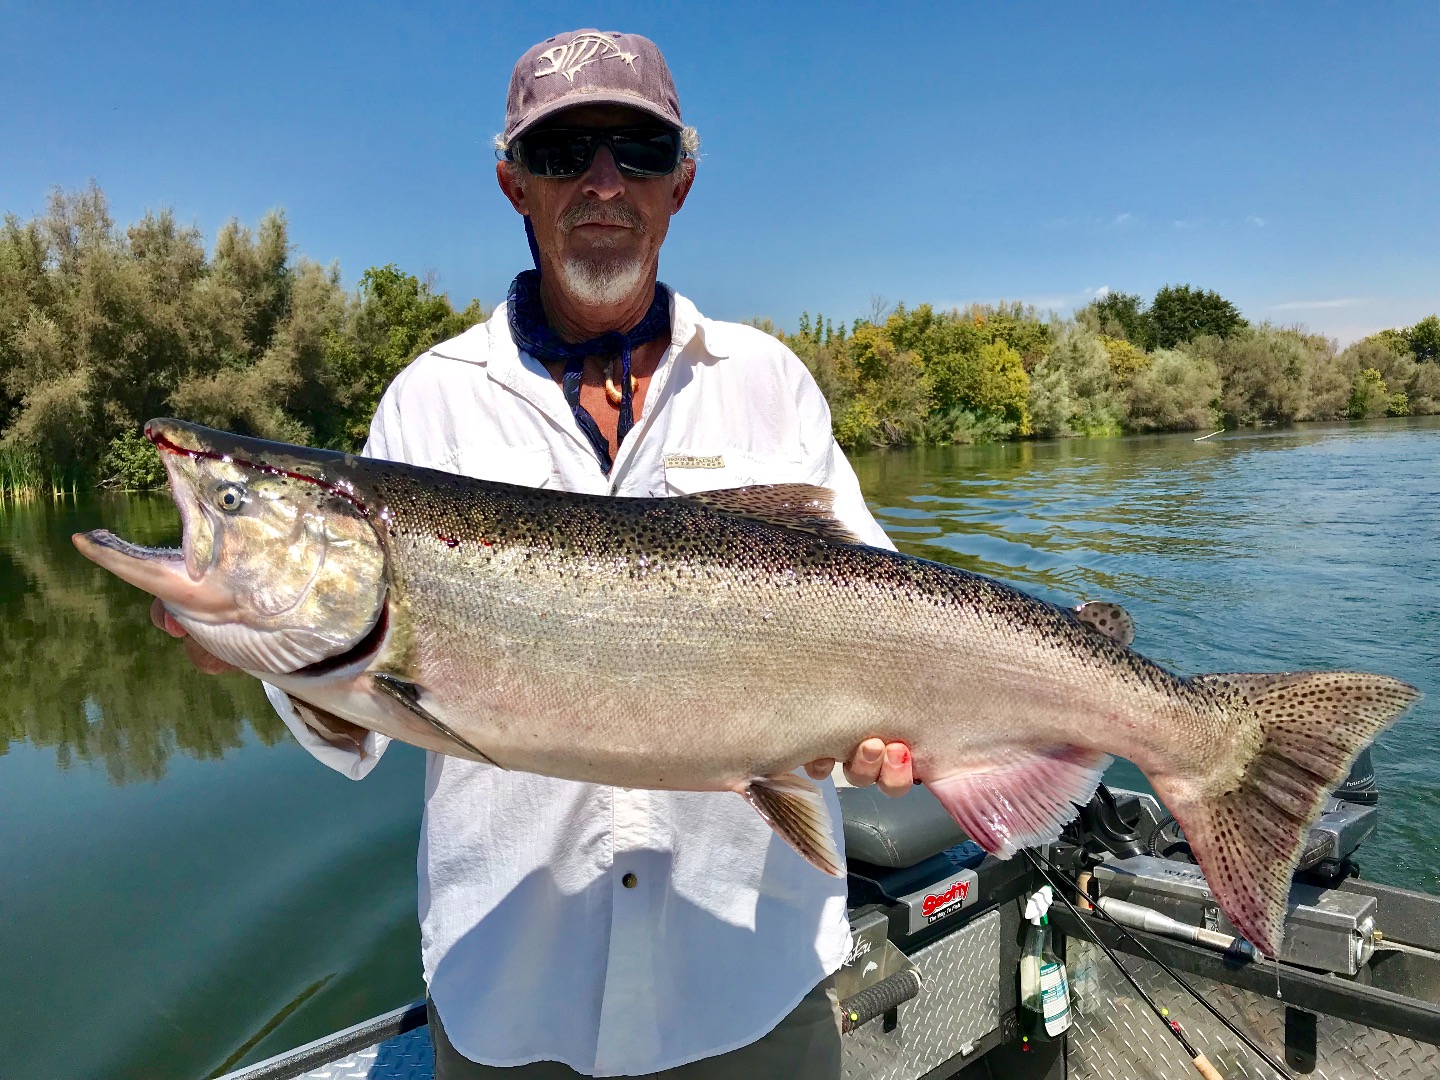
[773,292,1440,450]
[0,184,483,494]
[2,184,1437,488]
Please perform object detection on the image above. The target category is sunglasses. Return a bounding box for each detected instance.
[510,126,683,179]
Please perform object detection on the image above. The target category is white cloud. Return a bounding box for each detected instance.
[1112,213,1134,226]
[1095,285,1112,300]
[1245,215,1267,227]
[1270,298,1361,311]
[1172,219,1199,230]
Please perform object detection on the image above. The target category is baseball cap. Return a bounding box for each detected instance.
[504,29,683,144]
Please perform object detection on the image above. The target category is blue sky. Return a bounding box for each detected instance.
[3,2,1436,343]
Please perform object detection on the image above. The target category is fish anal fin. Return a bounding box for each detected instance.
[287,694,371,759]
[925,747,1112,860]
[680,484,863,545]
[740,772,844,876]
[1073,601,1135,647]
[370,673,501,766]
[1166,671,1420,957]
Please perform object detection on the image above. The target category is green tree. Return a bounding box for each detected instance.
[1124,348,1221,431]
[1082,292,1153,349]
[1028,330,1124,437]
[1191,327,1321,425]
[1149,285,1247,349]
[329,264,485,445]
[1348,368,1390,419]
[1407,315,1440,363]
[0,184,487,489]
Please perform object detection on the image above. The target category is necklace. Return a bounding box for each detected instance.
[603,358,640,406]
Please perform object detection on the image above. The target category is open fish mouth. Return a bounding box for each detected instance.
[75,529,181,564]
[71,526,206,608]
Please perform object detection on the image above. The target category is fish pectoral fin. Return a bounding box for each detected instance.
[740,772,844,876]
[1073,601,1135,647]
[287,694,372,759]
[679,484,864,545]
[370,673,501,767]
[925,747,1112,859]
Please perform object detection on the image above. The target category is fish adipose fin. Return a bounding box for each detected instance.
[679,484,864,545]
[1073,601,1135,646]
[371,673,501,767]
[1162,671,1418,959]
[740,772,844,876]
[925,747,1113,859]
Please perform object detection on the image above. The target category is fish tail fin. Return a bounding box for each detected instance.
[1161,671,1419,957]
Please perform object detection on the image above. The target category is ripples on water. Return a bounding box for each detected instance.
[0,418,1435,1078]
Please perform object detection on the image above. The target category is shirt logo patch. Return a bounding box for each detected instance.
[664,454,725,470]
[534,33,639,84]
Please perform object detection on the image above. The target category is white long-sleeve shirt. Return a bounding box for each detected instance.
[264,287,894,1076]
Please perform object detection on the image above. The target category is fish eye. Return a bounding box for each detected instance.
[214,483,246,513]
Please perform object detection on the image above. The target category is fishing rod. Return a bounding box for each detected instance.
[1024,848,1291,1079]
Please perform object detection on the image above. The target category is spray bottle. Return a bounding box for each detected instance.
[1020,885,1071,1046]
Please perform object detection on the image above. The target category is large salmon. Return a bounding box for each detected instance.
[74,419,1419,957]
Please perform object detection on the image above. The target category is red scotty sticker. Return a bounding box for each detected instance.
[901,868,979,933]
[921,879,970,917]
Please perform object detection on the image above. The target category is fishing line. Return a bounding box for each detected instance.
[1025,849,1291,1079]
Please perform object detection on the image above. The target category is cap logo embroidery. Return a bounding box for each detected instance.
[535,32,638,84]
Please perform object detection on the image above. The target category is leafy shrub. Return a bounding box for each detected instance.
[99,427,167,489]
[1349,368,1390,419]
[1124,348,1221,431]
[1028,331,1124,437]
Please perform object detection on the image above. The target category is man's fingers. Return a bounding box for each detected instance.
[182,636,237,675]
[804,758,835,781]
[842,738,886,787]
[154,598,235,674]
[878,742,913,798]
[151,597,186,638]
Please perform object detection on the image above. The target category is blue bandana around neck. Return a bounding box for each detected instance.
[506,267,671,475]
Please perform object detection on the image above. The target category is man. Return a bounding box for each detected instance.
[155,28,913,1078]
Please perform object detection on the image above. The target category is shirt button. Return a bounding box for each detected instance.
[622,872,638,889]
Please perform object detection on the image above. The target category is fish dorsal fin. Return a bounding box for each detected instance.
[1074,601,1135,647]
[739,772,844,876]
[679,484,863,544]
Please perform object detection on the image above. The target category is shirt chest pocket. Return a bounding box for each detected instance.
[447,444,554,488]
[662,449,808,496]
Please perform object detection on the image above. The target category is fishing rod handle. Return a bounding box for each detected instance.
[838,969,923,1033]
[1192,1052,1225,1080]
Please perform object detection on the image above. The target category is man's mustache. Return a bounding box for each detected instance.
[560,201,646,234]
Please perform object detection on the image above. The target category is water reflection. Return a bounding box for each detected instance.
[0,494,285,784]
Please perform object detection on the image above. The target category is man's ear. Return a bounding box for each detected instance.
[497,161,529,215]
[670,158,696,214]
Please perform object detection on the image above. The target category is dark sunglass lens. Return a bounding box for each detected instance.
[612,130,681,175]
[520,131,594,177]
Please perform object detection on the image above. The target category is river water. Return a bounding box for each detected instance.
[2,418,1436,1078]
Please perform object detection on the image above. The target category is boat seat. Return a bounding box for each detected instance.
[838,784,969,868]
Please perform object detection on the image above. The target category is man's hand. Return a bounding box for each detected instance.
[150,597,237,675]
[805,739,913,797]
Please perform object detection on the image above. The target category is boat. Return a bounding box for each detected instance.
[219,751,1440,1079]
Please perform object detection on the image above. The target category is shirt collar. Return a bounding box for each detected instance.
[429,284,729,370]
